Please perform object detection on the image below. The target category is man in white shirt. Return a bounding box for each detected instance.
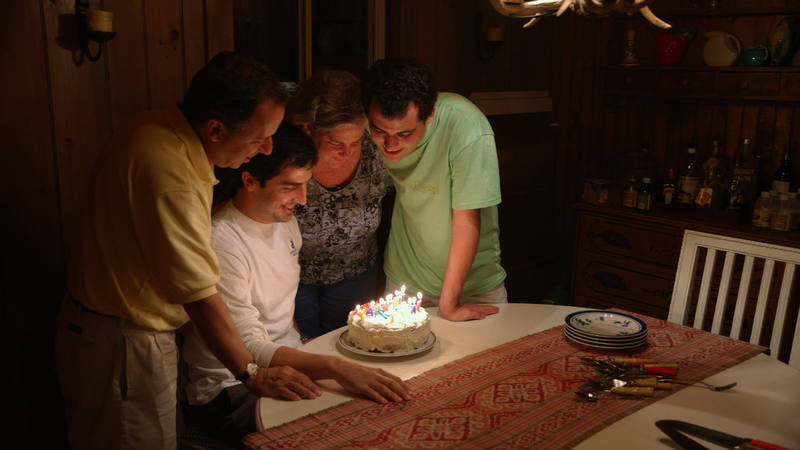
[182,123,409,443]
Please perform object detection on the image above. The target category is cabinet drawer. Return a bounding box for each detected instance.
[574,253,674,306]
[580,215,682,267]
[781,72,800,97]
[658,71,714,96]
[716,72,780,96]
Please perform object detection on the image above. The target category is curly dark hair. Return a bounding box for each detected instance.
[213,122,318,205]
[362,58,437,122]
[180,51,288,133]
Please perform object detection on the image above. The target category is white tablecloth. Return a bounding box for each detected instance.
[256,304,800,448]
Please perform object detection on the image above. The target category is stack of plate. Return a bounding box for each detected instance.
[563,310,648,350]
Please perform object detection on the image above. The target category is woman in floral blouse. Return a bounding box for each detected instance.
[288,69,394,339]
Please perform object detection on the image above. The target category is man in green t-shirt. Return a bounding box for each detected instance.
[362,58,507,322]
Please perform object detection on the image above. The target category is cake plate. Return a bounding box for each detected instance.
[337,330,436,358]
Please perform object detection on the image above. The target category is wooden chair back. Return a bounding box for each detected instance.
[668,230,800,368]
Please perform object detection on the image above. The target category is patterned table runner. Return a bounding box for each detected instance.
[243,311,765,449]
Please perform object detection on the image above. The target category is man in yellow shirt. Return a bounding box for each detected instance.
[55,52,319,449]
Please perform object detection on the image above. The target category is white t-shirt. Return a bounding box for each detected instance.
[183,201,303,405]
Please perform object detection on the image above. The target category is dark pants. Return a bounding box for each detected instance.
[294,264,384,339]
[183,383,257,446]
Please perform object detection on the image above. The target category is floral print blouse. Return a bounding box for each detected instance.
[294,137,393,285]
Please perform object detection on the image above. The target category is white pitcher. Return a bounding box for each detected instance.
[703,32,741,67]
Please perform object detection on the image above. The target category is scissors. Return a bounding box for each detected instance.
[655,420,789,450]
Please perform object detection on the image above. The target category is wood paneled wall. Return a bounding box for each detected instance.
[384,0,569,299]
[1,1,233,444]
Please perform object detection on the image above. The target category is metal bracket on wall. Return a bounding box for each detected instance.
[75,0,116,63]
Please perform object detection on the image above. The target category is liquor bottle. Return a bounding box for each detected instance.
[770,194,791,231]
[663,168,676,205]
[772,147,793,194]
[751,192,772,228]
[677,141,700,204]
[637,177,653,213]
[696,139,723,208]
[728,138,757,216]
[623,177,638,209]
[787,192,800,231]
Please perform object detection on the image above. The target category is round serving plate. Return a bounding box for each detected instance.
[563,327,648,346]
[564,310,648,338]
[337,330,436,358]
[563,325,648,343]
[564,329,648,349]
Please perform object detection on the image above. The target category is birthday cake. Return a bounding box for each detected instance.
[346,286,430,353]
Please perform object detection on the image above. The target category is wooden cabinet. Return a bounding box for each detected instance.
[572,206,682,317]
[571,203,800,319]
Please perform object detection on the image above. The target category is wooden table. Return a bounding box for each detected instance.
[254,304,800,448]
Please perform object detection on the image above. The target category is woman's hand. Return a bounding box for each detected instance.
[330,358,411,403]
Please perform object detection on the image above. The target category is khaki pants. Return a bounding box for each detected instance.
[385,278,508,308]
[55,298,178,450]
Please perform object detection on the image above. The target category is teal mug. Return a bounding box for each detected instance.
[739,45,769,66]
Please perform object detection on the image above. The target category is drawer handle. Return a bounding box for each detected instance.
[592,271,628,291]
[740,81,749,90]
[595,230,632,250]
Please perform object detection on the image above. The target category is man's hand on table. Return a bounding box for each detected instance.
[245,365,322,401]
[439,303,500,321]
[329,358,411,404]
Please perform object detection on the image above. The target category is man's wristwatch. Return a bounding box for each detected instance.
[235,361,258,382]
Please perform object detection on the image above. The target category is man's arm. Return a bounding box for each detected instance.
[184,294,321,400]
[437,209,500,321]
[270,347,410,403]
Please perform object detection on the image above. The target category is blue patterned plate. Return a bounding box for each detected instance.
[564,330,648,350]
[564,326,647,346]
[564,310,648,338]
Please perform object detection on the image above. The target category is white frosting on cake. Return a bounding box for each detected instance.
[346,286,430,353]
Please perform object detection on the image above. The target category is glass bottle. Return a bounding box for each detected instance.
[663,168,676,206]
[637,177,653,213]
[772,147,793,194]
[770,193,791,231]
[728,138,756,215]
[677,143,700,204]
[696,140,722,208]
[751,192,772,228]
[787,192,800,232]
[623,177,638,209]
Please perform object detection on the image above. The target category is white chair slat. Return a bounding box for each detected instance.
[693,248,717,329]
[730,255,755,341]
[770,263,796,363]
[790,306,800,369]
[667,236,700,325]
[750,259,774,345]
[711,251,736,335]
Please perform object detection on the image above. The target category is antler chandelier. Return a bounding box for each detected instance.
[489,0,671,29]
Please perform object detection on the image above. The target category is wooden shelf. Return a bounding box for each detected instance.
[605,66,800,73]
[575,202,800,248]
[601,65,800,102]
[652,5,800,18]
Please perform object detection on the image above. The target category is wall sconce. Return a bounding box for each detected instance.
[476,13,505,61]
[76,0,116,62]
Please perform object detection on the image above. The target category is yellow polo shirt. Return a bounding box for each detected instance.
[68,107,220,331]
